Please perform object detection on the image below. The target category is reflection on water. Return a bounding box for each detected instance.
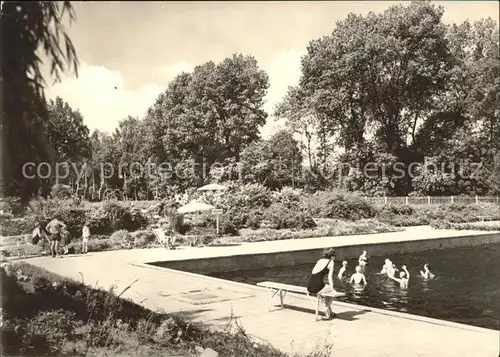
[209,243,500,330]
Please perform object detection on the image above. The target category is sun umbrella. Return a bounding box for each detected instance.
[197,183,226,191]
[177,200,216,214]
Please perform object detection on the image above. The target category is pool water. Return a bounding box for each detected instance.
[209,243,500,330]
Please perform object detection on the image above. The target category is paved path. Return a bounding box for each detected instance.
[21,227,499,357]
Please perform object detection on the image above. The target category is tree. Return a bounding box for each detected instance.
[88,130,120,200]
[145,53,270,187]
[275,85,319,169]
[298,1,451,154]
[268,130,303,188]
[442,18,499,149]
[45,96,91,161]
[114,116,151,200]
[1,1,79,201]
[239,130,302,189]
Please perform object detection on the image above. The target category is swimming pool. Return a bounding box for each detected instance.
[208,243,500,330]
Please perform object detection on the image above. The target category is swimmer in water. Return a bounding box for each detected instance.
[420,264,435,280]
[389,265,410,288]
[380,259,395,277]
[337,260,348,279]
[350,265,368,285]
[358,250,368,266]
[358,250,368,265]
[392,263,399,276]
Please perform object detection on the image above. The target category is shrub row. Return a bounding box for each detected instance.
[3,187,498,239]
[239,219,401,243]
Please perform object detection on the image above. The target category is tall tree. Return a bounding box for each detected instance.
[145,53,269,187]
[1,1,79,201]
[239,130,302,189]
[443,18,499,147]
[275,85,319,169]
[45,96,91,162]
[115,116,150,200]
[298,1,452,154]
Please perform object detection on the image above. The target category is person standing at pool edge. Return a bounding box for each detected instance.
[307,248,336,320]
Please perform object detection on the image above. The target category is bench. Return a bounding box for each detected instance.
[257,281,346,321]
[0,235,40,259]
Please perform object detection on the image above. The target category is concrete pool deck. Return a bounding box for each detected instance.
[21,226,500,357]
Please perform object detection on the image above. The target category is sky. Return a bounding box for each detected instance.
[46,1,499,138]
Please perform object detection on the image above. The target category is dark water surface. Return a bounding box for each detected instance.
[208,244,500,330]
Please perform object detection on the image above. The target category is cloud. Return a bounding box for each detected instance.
[46,51,304,139]
[46,61,193,134]
[154,60,195,81]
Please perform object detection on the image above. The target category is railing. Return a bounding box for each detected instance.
[363,196,499,205]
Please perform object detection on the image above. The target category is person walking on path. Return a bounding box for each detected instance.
[45,218,66,258]
[81,222,90,254]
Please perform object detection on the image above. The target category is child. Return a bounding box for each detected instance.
[420,264,435,280]
[350,265,368,285]
[337,260,348,279]
[60,228,70,255]
[389,265,410,288]
[82,222,90,254]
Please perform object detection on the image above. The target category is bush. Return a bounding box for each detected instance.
[109,230,133,249]
[131,230,156,248]
[264,203,317,230]
[200,214,239,235]
[217,183,272,228]
[53,208,87,238]
[102,201,147,232]
[307,191,377,220]
[378,204,415,216]
[0,216,38,236]
[0,196,24,215]
[423,203,500,224]
[247,209,265,229]
[50,184,73,199]
[271,187,305,209]
[20,310,78,355]
[84,201,148,235]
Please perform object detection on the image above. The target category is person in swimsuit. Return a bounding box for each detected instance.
[380,259,391,275]
[45,218,67,258]
[307,248,336,320]
[420,264,435,280]
[337,260,348,279]
[389,265,410,288]
[350,265,368,285]
[358,251,368,267]
[380,259,397,278]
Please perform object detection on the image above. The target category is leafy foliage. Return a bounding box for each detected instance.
[2,1,80,201]
[306,191,377,220]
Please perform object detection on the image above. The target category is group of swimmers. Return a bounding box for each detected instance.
[306,248,437,320]
[337,250,436,289]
